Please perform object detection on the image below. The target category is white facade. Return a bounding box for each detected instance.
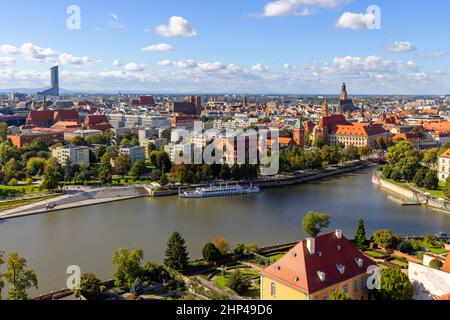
[438,154,450,182]
[119,145,146,164]
[408,262,450,300]
[52,145,90,166]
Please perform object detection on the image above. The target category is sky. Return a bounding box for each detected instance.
[0,0,449,95]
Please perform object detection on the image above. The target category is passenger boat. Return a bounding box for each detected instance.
[180,184,260,199]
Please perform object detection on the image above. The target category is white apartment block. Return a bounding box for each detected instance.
[438,149,450,181]
[52,145,90,167]
[120,144,146,164]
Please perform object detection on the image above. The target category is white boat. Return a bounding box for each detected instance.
[180,184,260,199]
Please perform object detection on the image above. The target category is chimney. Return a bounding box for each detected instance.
[306,238,315,255]
[335,229,343,239]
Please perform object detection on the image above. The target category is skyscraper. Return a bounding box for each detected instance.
[39,66,59,97]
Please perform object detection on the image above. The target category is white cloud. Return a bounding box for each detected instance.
[197,62,226,72]
[416,51,448,58]
[59,53,93,66]
[158,60,173,66]
[284,63,296,71]
[336,12,374,30]
[124,62,147,72]
[142,43,175,52]
[260,0,347,17]
[387,41,416,53]
[251,63,269,72]
[112,59,122,67]
[0,57,16,68]
[0,44,22,55]
[156,16,197,37]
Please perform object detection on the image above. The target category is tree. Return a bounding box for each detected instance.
[98,156,113,185]
[202,243,222,263]
[413,167,428,188]
[429,259,443,270]
[112,248,144,290]
[219,165,232,180]
[129,160,146,180]
[41,158,62,190]
[227,270,251,294]
[211,236,230,255]
[80,273,102,300]
[358,145,373,159]
[378,268,413,300]
[423,170,438,190]
[423,148,439,167]
[4,252,38,300]
[0,122,8,142]
[373,230,398,249]
[114,154,131,178]
[0,250,4,299]
[74,165,90,184]
[2,158,21,183]
[26,157,46,177]
[301,211,330,237]
[354,218,367,249]
[328,290,352,300]
[164,232,189,271]
[30,138,49,152]
[130,277,143,297]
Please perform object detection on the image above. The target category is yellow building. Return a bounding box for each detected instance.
[260,230,373,300]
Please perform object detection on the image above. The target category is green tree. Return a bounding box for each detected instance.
[129,160,146,180]
[354,218,367,249]
[80,273,102,300]
[373,230,398,249]
[2,158,21,183]
[0,122,8,142]
[301,211,331,237]
[164,232,189,271]
[30,138,49,152]
[219,165,232,180]
[358,145,373,159]
[26,157,46,177]
[328,290,352,300]
[130,277,143,297]
[114,154,131,178]
[413,167,428,188]
[378,268,413,300]
[227,270,251,294]
[4,252,38,300]
[112,248,144,290]
[98,156,113,185]
[429,259,443,270]
[423,148,439,167]
[41,158,62,190]
[0,250,4,299]
[423,170,438,190]
[74,165,90,183]
[202,243,222,263]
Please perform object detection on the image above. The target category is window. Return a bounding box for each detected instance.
[323,292,328,300]
[271,282,276,297]
[343,285,349,294]
[361,277,366,290]
[354,280,358,293]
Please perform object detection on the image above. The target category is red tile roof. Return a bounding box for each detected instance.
[261,231,373,295]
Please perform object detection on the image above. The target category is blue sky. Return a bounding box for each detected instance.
[0,0,449,94]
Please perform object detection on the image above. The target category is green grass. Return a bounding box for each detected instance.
[0,185,41,197]
[415,182,449,200]
[267,253,285,261]
[0,194,61,211]
[429,247,448,255]
[240,288,260,298]
[364,250,387,258]
[390,259,408,268]
[215,276,228,289]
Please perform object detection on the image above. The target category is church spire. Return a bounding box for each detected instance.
[322,99,329,117]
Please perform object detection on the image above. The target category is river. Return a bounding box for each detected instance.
[1,167,450,295]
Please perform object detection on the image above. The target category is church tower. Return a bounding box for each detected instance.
[340,82,348,101]
[293,119,305,148]
[322,99,330,117]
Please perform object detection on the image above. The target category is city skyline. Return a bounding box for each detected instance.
[0,0,450,94]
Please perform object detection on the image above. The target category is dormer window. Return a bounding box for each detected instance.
[294,277,300,283]
[336,245,342,251]
[317,251,323,257]
[336,264,345,275]
[276,265,281,271]
[317,271,326,282]
[354,257,364,268]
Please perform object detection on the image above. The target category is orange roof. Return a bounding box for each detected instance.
[424,122,450,133]
[440,148,450,159]
[443,254,450,273]
[334,123,387,137]
[261,231,372,295]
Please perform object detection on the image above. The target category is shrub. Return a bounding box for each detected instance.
[8,178,18,186]
[429,259,443,270]
[202,243,222,263]
[226,270,251,294]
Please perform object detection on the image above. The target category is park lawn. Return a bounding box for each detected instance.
[0,184,41,196]
[429,247,448,255]
[267,253,285,261]
[415,182,449,200]
[390,259,408,269]
[364,250,385,258]
[0,194,60,211]
[215,276,228,289]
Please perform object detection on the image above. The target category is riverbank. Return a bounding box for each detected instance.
[0,161,373,219]
[0,186,149,219]
[149,160,374,197]
[372,171,450,214]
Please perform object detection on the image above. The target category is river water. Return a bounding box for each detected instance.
[1,167,450,295]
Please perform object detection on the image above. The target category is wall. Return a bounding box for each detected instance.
[260,276,307,300]
[408,262,450,300]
